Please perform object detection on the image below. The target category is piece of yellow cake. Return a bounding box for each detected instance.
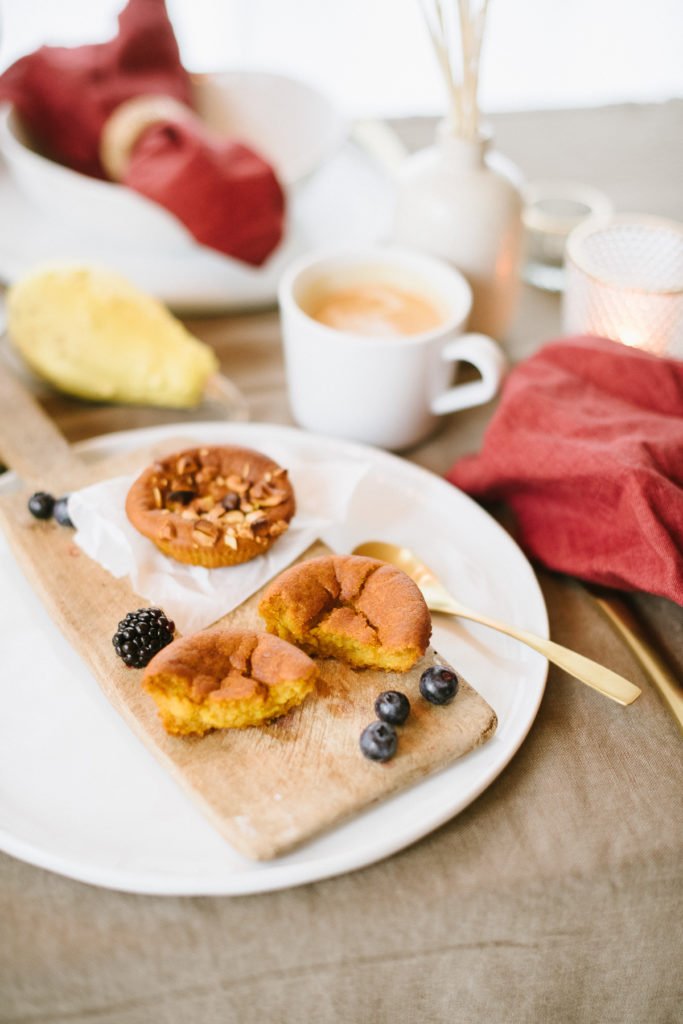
[7,264,218,407]
[142,629,317,737]
[259,555,432,672]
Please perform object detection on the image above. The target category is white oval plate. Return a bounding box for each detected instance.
[0,422,548,894]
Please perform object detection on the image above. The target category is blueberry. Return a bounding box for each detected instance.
[28,491,55,520]
[419,666,459,705]
[222,492,240,511]
[359,721,398,762]
[374,690,410,726]
[167,489,196,505]
[53,496,74,528]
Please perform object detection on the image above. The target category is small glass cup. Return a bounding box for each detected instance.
[522,180,613,292]
[563,214,683,357]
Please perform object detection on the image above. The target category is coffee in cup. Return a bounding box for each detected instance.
[310,282,444,337]
[278,246,507,450]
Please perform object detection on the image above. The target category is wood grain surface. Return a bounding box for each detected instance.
[0,485,497,858]
[0,369,497,858]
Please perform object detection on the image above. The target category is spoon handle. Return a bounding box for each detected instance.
[439,603,641,706]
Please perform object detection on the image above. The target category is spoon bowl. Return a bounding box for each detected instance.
[352,541,641,706]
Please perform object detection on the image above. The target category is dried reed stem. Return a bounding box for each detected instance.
[420,0,489,141]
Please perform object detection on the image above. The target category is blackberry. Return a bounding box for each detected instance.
[53,496,74,527]
[112,607,175,668]
[374,690,411,726]
[28,492,55,520]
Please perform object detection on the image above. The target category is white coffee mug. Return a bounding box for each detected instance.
[278,246,507,450]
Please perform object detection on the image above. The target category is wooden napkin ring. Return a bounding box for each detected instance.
[100,94,194,181]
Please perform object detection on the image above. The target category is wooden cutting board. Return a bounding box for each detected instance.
[0,366,497,860]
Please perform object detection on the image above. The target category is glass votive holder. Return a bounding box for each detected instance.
[563,214,683,357]
[522,180,613,292]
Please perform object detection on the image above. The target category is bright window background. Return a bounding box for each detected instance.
[1,0,682,117]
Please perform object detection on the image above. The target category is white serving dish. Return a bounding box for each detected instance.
[0,140,394,312]
[0,70,346,252]
[0,421,548,895]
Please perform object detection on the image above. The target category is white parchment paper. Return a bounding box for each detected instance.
[69,456,368,634]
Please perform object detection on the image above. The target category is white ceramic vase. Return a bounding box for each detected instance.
[393,124,524,339]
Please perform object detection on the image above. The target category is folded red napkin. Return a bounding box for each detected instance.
[0,0,285,265]
[448,336,683,604]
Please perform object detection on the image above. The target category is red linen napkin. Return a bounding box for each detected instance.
[121,119,285,267]
[447,336,683,604]
[0,0,285,265]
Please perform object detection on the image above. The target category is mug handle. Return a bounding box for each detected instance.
[430,333,507,415]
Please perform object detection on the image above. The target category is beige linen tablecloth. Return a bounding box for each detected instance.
[1,102,682,1024]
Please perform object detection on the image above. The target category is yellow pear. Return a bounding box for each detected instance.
[7,265,219,408]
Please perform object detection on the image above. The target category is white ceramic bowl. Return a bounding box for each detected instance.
[0,70,346,253]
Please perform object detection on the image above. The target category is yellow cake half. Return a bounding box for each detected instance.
[143,629,317,736]
[259,555,432,672]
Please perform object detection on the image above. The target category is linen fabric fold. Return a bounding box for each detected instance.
[0,0,285,265]
[122,117,285,267]
[448,336,683,604]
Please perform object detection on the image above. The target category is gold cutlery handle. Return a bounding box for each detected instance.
[592,593,683,732]
[441,603,641,706]
[351,541,641,707]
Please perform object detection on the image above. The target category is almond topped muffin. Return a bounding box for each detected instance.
[126,445,295,567]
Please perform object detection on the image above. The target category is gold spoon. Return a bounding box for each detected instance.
[352,541,641,707]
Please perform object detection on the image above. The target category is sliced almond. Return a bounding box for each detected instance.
[176,455,199,476]
[223,532,238,550]
[192,521,219,546]
[181,508,199,520]
[194,518,218,535]
[152,486,163,509]
[226,474,249,494]
[258,489,288,507]
[195,495,215,513]
[193,531,217,547]
[223,510,245,524]
[248,481,268,501]
[206,505,226,521]
[245,510,268,526]
[240,502,254,514]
